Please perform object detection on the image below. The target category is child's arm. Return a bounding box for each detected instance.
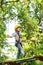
[6,34,12,38]
[6,33,16,38]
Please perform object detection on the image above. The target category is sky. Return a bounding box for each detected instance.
[6,17,18,43]
[2,18,18,59]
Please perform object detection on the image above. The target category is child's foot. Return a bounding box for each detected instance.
[24,54,26,57]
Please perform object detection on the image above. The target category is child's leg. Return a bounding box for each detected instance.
[17,44,21,59]
[17,44,25,59]
[17,47,21,59]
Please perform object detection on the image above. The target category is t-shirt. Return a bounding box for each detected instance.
[12,31,22,44]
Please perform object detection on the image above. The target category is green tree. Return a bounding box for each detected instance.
[0,0,43,65]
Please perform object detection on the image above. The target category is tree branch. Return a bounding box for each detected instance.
[0,0,4,8]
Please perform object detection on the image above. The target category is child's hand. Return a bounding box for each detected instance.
[6,34,10,38]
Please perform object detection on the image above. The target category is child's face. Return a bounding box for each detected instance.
[17,27,21,32]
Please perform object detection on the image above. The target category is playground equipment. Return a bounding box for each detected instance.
[0,56,43,65]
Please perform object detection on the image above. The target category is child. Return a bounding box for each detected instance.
[7,24,25,59]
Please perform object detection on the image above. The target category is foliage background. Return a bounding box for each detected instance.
[0,0,43,65]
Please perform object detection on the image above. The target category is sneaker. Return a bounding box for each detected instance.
[24,54,26,57]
